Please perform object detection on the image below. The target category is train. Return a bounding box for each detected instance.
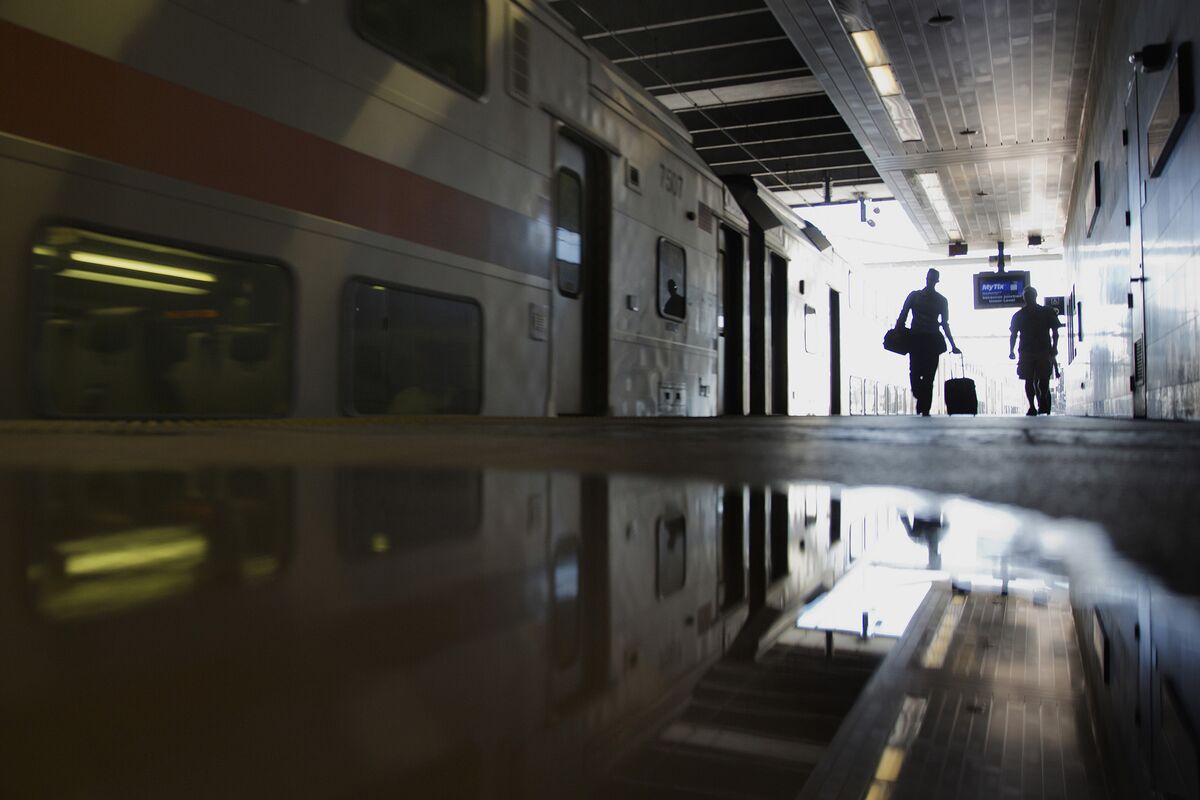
[0,0,916,420]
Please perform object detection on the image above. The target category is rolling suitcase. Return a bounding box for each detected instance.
[943,354,977,415]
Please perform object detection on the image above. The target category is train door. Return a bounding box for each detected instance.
[1124,77,1149,418]
[770,253,789,415]
[748,226,767,414]
[552,131,609,415]
[828,288,842,415]
[719,225,746,415]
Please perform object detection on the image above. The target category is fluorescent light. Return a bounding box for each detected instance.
[850,30,888,67]
[58,526,208,576]
[892,117,924,142]
[57,268,209,295]
[70,251,216,283]
[882,95,924,141]
[868,65,902,96]
[917,172,963,241]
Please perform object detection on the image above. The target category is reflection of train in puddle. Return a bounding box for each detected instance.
[3,466,888,797]
[6,466,1192,797]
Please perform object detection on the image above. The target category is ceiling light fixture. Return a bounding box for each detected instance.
[927,6,955,26]
[850,30,888,67]
[959,128,978,135]
[917,172,962,242]
[867,65,903,96]
[845,23,923,142]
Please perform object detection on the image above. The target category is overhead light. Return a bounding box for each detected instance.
[916,172,963,243]
[867,65,902,96]
[57,268,210,295]
[958,128,978,136]
[69,251,216,283]
[927,7,955,26]
[846,25,922,141]
[881,95,923,142]
[976,190,989,197]
[850,30,888,67]
[892,116,924,143]
[58,526,207,576]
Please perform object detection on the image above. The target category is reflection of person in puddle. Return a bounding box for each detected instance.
[663,279,685,319]
[901,511,944,570]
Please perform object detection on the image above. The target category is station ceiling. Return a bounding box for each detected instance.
[551,0,1101,255]
[547,0,885,204]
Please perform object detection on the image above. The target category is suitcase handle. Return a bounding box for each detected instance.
[945,352,967,379]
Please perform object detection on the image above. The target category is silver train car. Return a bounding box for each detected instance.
[0,0,896,420]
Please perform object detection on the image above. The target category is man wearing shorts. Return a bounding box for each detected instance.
[1009,286,1062,415]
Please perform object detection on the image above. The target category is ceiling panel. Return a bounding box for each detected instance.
[769,0,1099,249]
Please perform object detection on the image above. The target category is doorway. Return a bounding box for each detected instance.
[719,226,746,415]
[552,130,609,415]
[770,253,789,414]
[828,287,842,415]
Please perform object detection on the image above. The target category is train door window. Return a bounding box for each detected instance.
[656,514,687,597]
[353,0,486,97]
[346,280,482,415]
[657,238,686,321]
[555,168,583,297]
[31,226,291,418]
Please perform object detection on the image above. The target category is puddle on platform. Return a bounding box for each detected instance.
[0,466,1194,798]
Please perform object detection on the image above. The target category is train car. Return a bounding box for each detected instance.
[0,0,889,420]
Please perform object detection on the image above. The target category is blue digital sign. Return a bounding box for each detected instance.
[973,270,1030,309]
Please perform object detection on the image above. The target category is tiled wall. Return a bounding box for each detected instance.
[1063,0,1200,419]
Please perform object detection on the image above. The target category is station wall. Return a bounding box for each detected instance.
[1063,0,1200,419]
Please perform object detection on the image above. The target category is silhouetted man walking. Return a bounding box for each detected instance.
[1009,286,1061,415]
[895,268,961,416]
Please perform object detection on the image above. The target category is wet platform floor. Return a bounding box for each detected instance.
[0,415,1196,798]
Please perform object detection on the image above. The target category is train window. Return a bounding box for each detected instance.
[31,226,291,418]
[346,280,482,415]
[657,238,686,321]
[354,0,486,98]
[555,168,583,297]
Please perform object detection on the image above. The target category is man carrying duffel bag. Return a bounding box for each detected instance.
[892,268,962,416]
